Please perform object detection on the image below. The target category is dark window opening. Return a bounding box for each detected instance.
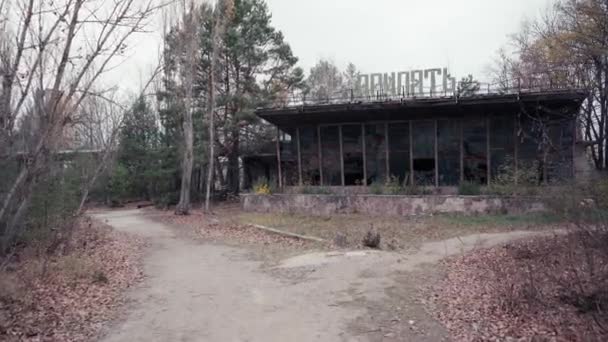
[299,127,320,185]
[365,124,388,184]
[320,126,341,185]
[388,122,411,184]
[463,119,488,184]
[342,125,364,185]
[412,121,436,186]
[438,120,460,186]
[490,115,515,182]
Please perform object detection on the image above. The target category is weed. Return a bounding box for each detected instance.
[458,181,481,195]
[253,178,272,195]
[362,225,381,248]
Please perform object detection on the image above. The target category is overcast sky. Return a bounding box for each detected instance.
[115,0,553,92]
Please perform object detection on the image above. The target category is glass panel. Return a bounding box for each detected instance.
[320,126,341,186]
[412,121,436,186]
[388,122,411,184]
[342,125,364,185]
[280,128,298,186]
[299,127,320,185]
[365,124,387,184]
[463,119,488,184]
[437,120,460,186]
[490,115,515,182]
[546,118,574,182]
[517,117,541,185]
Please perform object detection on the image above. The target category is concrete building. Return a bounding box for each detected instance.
[247,87,587,190]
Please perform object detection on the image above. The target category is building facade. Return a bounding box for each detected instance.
[249,89,586,189]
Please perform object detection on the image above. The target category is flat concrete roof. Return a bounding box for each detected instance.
[256,89,587,127]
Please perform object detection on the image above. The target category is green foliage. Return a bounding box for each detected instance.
[367,176,430,195]
[159,0,303,195]
[297,186,333,195]
[109,95,181,205]
[486,157,540,196]
[14,155,95,248]
[458,181,482,196]
[384,175,404,195]
[369,181,384,195]
[107,164,130,206]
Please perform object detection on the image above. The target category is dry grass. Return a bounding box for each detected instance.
[234,211,561,252]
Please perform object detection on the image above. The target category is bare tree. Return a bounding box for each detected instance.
[174,0,198,215]
[205,0,234,212]
[0,0,164,251]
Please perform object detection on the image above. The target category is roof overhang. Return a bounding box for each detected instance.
[256,89,587,127]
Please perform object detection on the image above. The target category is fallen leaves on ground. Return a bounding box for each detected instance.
[431,231,608,341]
[0,218,144,341]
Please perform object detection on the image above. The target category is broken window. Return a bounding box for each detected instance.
[490,115,515,182]
[437,120,460,186]
[463,119,488,184]
[517,116,542,185]
[279,128,298,186]
[342,125,364,185]
[546,117,574,182]
[412,121,436,186]
[365,124,388,185]
[320,125,341,185]
[388,122,411,184]
[299,126,320,185]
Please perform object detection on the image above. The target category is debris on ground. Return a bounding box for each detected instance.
[0,218,144,341]
[155,209,315,250]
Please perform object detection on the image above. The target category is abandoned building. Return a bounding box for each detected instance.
[245,87,587,190]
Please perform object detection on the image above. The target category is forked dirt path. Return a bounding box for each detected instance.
[92,209,540,342]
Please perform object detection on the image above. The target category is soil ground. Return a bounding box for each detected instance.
[91,208,548,342]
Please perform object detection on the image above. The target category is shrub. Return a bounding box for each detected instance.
[368,181,384,195]
[333,232,348,248]
[298,185,333,195]
[458,181,481,195]
[253,178,272,195]
[486,157,542,196]
[362,226,381,248]
[384,175,403,195]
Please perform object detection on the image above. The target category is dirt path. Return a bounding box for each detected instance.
[92,209,540,342]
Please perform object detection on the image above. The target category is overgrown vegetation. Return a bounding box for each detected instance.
[368,176,431,196]
[437,179,608,340]
[237,211,558,252]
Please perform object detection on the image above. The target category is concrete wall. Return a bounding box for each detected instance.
[241,194,546,216]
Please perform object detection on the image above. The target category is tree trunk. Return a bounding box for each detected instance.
[175,2,197,215]
[175,110,194,215]
[226,132,240,195]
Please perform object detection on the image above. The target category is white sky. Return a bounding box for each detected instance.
[113,0,553,91]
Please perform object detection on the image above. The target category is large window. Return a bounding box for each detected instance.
[279,128,298,186]
[299,127,320,185]
[437,120,460,186]
[546,119,574,182]
[388,122,411,184]
[320,126,341,185]
[342,125,364,185]
[490,115,515,181]
[412,121,436,186]
[365,124,387,184]
[463,119,488,184]
[517,117,541,184]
